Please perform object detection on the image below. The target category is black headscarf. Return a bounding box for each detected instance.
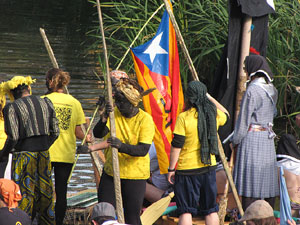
[244,55,273,82]
[186,81,218,165]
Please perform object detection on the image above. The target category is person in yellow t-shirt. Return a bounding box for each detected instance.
[93,77,155,225]
[0,85,8,178]
[43,68,91,225]
[168,80,228,225]
[0,85,7,150]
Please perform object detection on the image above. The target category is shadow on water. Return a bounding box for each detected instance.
[0,0,105,193]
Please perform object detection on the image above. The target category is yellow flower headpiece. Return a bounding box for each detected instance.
[2,76,36,101]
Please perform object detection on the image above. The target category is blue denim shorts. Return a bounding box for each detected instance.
[174,170,219,216]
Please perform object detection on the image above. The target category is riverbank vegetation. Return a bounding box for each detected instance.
[87,0,300,139]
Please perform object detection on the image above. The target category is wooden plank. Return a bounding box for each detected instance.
[160,216,231,225]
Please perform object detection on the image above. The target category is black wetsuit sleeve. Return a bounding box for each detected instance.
[93,119,110,138]
[171,134,185,148]
[118,142,151,157]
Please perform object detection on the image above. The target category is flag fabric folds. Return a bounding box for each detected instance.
[131,9,184,174]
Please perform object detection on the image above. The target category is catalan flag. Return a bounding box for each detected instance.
[130,8,184,174]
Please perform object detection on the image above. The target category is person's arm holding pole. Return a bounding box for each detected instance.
[95,0,125,223]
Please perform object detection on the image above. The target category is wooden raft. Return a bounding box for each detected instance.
[156,216,231,225]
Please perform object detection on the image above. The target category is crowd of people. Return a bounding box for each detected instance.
[0,54,299,225]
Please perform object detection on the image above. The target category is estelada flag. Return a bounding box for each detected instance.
[130,9,184,174]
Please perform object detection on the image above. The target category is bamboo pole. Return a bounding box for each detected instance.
[163,0,244,217]
[96,0,125,223]
[218,153,234,224]
[116,3,164,70]
[67,107,100,183]
[234,15,252,120]
[163,0,198,81]
[39,28,69,94]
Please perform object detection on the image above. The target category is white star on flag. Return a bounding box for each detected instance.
[266,0,275,10]
[143,32,168,63]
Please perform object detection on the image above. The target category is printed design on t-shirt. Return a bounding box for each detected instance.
[54,106,72,130]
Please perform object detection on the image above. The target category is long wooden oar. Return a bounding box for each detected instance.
[163,0,244,218]
[39,28,103,184]
[95,0,124,223]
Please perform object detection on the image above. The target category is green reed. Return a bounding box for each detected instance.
[87,0,300,139]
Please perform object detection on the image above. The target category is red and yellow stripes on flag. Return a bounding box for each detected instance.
[131,5,183,174]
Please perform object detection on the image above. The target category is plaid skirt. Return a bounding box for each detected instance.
[233,131,279,198]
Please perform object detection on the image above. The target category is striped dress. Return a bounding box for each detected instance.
[3,95,59,224]
[232,78,279,198]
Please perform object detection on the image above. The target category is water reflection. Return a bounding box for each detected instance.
[0,0,104,115]
[0,0,103,194]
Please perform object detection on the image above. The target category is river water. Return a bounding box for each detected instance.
[0,0,104,194]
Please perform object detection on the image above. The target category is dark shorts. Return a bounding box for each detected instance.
[174,170,219,216]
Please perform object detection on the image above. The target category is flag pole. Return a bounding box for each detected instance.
[96,0,125,223]
[116,3,164,70]
[163,0,244,217]
[162,1,198,82]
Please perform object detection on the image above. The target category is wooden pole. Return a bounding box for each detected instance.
[39,28,69,94]
[218,144,235,225]
[96,0,125,223]
[39,28,59,69]
[234,15,252,120]
[163,0,198,81]
[163,0,244,217]
[217,137,244,217]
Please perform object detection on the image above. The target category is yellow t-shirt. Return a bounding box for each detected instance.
[0,118,7,149]
[42,93,86,163]
[103,107,155,179]
[173,108,227,170]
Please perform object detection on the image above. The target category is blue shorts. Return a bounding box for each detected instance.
[174,170,218,216]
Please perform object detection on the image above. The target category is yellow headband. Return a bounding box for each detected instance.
[2,76,36,101]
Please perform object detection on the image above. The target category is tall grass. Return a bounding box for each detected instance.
[268,1,300,138]
[87,0,300,139]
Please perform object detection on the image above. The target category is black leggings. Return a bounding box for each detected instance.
[98,172,146,225]
[242,196,276,211]
[52,162,73,225]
